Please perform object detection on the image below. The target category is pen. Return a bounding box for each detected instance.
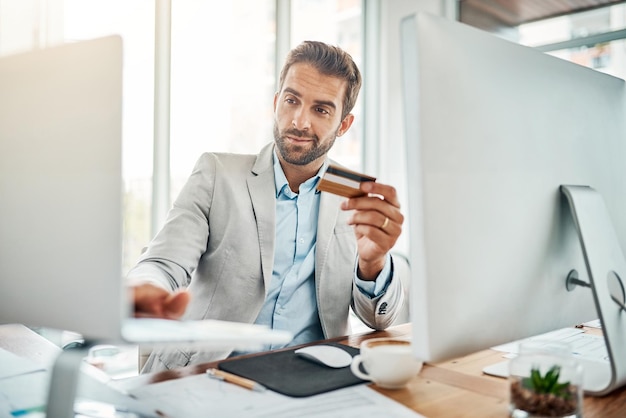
[206,368,266,392]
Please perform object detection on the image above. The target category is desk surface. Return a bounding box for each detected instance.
[132,324,626,418]
[3,323,626,417]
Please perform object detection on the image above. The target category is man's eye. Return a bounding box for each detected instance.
[316,107,329,115]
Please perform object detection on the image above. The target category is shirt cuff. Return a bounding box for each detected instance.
[354,253,393,298]
[126,265,175,291]
[126,275,170,290]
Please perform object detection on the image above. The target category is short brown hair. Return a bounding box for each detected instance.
[278,41,362,121]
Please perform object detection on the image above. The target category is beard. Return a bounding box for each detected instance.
[273,123,337,166]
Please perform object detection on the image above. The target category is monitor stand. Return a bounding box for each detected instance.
[561,185,626,396]
[46,343,93,418]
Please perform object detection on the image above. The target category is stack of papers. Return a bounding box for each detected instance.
[0,348,48,416]
[491,325,608,363]
[128,373,424,418]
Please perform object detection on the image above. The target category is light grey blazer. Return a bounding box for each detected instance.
[129,143,404,372]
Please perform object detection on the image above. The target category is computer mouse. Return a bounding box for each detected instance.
[294,344,353,368]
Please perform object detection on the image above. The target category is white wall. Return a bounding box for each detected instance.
[377,0,457,254]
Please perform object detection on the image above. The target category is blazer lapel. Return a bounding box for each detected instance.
[248,143,277,292]
[316,190,343,281]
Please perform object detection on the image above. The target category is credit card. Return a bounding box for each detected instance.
[317,164,376,197]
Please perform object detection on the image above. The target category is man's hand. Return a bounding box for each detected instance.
[341,181,404,280]
[132,283,190,319]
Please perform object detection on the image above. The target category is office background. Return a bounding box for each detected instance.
[1,1,625,377]
[0,0,623,275]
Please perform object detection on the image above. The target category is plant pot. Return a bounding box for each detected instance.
[509,341,583,418]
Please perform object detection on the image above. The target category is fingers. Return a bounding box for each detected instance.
[362,181,401,208]
[164,291,190,319]
[132,283,190,320]
[341,181,404,234]
[350,213,401,241]
[340,181,404,273]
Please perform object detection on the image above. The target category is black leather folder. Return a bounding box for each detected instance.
[218,342,366,397]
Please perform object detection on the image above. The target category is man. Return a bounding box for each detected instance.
[129,40,405,372]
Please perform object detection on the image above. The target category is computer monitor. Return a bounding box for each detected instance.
[0,36,126,339]
[0,35,290,349]
[400,12,626,369]
[0,35,292,417]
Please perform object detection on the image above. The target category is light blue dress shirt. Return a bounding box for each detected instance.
[241,152,392,353]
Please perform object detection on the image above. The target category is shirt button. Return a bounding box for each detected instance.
[298,237,305,244]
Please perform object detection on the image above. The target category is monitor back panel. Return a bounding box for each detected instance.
[0,36,125,340]
[401,13,626,362]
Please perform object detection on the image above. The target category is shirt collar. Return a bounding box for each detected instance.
[272,150,328,198]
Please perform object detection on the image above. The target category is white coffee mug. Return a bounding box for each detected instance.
[350,337,423,389]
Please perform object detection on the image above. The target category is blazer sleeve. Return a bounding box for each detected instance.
[351,254,406,330]
[126,153,215,291]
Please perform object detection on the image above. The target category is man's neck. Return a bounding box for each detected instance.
[279,159,324,194]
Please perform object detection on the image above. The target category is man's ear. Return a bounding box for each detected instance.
[273,92,278,112]
[337,113,355,137]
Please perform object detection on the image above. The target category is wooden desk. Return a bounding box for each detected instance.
[133,323,626,418]
[3,323,626,417]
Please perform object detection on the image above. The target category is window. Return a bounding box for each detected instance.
[0,0,155,274]
[169,0,364,203]
[291,0,363,171]
[61,1,156,274]
[519,4,626,80]
[169,1,277,200]
[0,0,365,275]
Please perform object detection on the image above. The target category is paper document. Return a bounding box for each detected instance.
[129,373,424,418]
[491,326,608,363]
[483,325,612,392]
[0,348,46,380]
[0,370,48,417]
[0,361,160,417]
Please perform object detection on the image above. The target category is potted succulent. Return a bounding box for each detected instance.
[510,365,580,417]
[508,341,583,418]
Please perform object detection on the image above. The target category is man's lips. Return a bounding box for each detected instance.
[286,135,312,143]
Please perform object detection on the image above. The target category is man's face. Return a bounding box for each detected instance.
[273,63,353,167]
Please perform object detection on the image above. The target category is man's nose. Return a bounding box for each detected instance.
[292,108,311,131]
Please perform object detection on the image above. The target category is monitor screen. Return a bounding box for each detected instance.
[400,13,626,363]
